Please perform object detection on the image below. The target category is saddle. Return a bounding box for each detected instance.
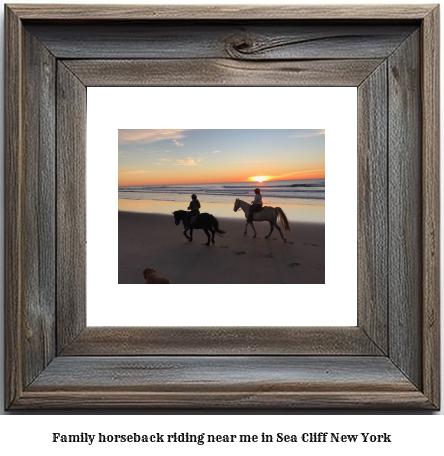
[189,212,209,226]
[251,206,266,214]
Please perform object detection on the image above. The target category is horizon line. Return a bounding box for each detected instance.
[118,176,325,187]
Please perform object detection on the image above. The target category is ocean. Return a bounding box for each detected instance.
[118,179,325,207]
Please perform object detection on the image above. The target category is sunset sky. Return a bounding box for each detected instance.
[118,129,325,186]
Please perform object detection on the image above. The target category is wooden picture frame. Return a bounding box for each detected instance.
[5,4,440,409]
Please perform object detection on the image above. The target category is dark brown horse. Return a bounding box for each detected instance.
[173,210,226,245]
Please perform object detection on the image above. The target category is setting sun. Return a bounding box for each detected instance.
[250,176,269,183]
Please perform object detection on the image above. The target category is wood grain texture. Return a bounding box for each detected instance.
[61,327,382,356]
[357,62,388,354]
[14,356,432,409]
[4,4,440,410]
[421,6,440,409]
[388,31,422,389]
[5,9,58,409]
[21,29,57,387]
[15,390,433,410]
[26,22,416,60]
[64,59,384,87]
[4,5,24,410]
[56,62,87,354]
[7,4,435,20]
[28,356,418,391]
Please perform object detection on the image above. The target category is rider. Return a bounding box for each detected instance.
[247,188,263,223]
[184,194,201,232]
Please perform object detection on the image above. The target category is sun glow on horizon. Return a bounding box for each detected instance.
[249,176,269,183]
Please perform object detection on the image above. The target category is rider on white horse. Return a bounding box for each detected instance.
[248,188,263,223]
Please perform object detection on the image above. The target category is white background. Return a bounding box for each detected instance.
[0,0,442,451]
[88,87,357,326]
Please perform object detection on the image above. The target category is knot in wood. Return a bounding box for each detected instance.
[224,34,255,59]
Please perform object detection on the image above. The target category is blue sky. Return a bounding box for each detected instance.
[118,129,325,185]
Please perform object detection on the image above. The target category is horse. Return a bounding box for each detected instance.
[233,198,290,241]
[172,210,226,245]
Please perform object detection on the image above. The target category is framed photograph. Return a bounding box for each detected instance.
[5,4,440,409]
[90,87,356,328]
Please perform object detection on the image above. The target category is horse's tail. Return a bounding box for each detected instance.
[276,207,291,231]
[211,215,226,236]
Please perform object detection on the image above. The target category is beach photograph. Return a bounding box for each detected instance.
[118,129,325,285]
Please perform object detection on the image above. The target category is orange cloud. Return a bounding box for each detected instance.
[118,170,150,175]
[247,169,324,182]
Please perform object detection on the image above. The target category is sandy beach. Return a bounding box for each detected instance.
[119,211,324,284]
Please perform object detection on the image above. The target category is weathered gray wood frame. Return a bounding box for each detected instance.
[5,5,440,409]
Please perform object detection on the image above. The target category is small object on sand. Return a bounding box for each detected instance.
[234,251,247,255]
[143,268,172,284]
[288,263,300,268]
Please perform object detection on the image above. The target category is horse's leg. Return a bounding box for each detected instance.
[210,227,216,245]
[251,221,257,237]
[274,222,286,241]
[244,220,249,235]
[189,227,193,242]
[183,228,190,240]
[202,228,211,245]
[265,221,274,239]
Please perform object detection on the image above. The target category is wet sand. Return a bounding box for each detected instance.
[119,211,325,284]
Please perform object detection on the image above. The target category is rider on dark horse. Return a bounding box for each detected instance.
[184,194,201,234]
[247,188,263,223]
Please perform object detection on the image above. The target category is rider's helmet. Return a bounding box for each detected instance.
[254,188,261,194]
[191,194,197,199]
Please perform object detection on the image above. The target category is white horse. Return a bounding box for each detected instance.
[233,198,290,241]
